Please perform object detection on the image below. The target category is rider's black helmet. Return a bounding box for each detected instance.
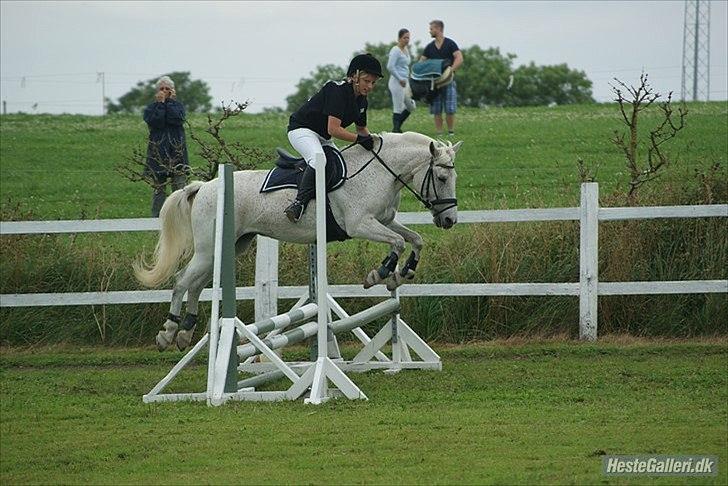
[347,53,383,78]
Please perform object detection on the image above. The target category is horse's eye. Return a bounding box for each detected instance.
[438,175,448,183]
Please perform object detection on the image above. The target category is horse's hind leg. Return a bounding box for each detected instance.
[175,233,256,351]
[174,255,212,351]
[156,248,212,351]
[156,265,189,351]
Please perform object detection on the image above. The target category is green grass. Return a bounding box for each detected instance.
[1,103,726,219]
[1,341,726,484]
[1,104,726,345]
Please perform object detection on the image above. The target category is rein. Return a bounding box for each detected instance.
[341,138,457,216]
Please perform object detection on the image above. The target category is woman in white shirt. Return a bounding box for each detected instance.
[387,28,416,133]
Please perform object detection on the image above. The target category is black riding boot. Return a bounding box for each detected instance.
[284,164,317,222]
[399,109,411,131]
[392,112,402,133]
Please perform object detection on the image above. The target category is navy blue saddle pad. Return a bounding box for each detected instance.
[260,145,347,194]
[259,145,350,242]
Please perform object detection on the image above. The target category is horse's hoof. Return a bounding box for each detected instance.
[401,269,416,280]
[155,320,178,352]
[363,269,380,289]
[386,273,404,291]
[176,326,196,351]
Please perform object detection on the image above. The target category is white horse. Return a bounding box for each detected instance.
[134,131,462,351]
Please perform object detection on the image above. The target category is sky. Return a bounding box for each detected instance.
[1,0,726,114]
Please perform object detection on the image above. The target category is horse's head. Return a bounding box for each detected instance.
[412,139,461,229]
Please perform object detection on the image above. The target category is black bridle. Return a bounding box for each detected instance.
[343,138,457,217]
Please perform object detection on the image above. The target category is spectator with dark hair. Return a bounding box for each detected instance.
[421,20,463,137]
[387,28,416,133]
[143,75,189,217]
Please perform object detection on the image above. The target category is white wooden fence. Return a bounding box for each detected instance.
[1,183,726,340]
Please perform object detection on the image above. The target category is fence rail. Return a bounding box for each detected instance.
[2,183,726,340]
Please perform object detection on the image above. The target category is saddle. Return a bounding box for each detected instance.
[260,145,350,242]
[260,145,347,194]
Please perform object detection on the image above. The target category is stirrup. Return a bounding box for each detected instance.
[284,200,305,223]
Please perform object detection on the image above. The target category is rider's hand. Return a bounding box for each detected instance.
[356,134,374,151]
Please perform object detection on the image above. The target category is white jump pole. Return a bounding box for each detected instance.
[205,164,227,399]
[299,152,366,404]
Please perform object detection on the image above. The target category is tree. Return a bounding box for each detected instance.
[285,64,346,112]
[610,73,687,202]
[107,71,212,114]
[454,46,517,107]
[285,42,425,112]
[285,44,594,111]
[507,63,593,106]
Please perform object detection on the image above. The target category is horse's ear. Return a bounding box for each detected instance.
[452,141,463,153]
[429,141,437,156]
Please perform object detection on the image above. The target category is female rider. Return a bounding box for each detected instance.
[284,53,383,222]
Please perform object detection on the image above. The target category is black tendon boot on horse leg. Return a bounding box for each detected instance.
[284,164,317,222]
[175,313,197,351]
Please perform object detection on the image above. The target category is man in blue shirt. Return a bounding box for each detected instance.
[421,20,464,137]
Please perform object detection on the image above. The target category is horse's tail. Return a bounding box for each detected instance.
[133,181,205,288]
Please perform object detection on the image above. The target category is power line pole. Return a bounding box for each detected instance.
[681,0,711,102]
[97,72,106,115]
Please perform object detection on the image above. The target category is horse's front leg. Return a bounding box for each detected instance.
[384,219,424,290]
[348,217,407,289]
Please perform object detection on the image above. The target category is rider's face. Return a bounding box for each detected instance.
[354,73,378,96]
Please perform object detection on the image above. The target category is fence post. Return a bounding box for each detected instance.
[579,182,599,341]
[254,236,279,322]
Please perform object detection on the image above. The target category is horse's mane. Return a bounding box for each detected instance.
[383,131,451,150]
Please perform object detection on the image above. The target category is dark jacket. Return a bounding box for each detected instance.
[143,99,189,178]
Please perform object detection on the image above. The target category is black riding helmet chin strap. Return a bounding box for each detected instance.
[342,138,457,217]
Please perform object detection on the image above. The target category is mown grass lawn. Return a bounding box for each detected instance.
[1,103,726,220]
[1,340,726,484]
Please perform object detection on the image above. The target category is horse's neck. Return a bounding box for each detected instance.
[373,142,429,183]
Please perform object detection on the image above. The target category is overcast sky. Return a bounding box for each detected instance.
[1,0,726,114]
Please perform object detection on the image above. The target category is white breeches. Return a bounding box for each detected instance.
[388,77,416,114]
[287,128,337,167]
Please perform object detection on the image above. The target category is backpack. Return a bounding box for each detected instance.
[408,59,454,102]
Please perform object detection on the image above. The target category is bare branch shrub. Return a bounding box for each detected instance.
[187,101,268,181]
[117,100,269,187]
[610,73,688,202]
[115,140,189,189]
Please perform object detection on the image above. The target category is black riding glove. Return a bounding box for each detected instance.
[356,134,374,151]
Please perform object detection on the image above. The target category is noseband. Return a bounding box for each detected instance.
[344,138,457,216]
[420,160,457,217]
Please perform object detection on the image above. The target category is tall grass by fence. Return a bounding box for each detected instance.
[1,183,726,346]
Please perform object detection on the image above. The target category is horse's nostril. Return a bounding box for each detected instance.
[445,217,453,226]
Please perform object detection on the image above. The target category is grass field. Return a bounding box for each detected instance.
[1,103,726,344]
[1,105,726,484]
[1,340,726,484]
[1,102,726,220]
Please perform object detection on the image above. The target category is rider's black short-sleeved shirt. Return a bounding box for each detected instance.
[288,80,367,139]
